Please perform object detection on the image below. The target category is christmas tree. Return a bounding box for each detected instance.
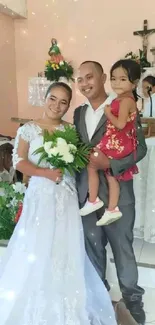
[44,38,74,82]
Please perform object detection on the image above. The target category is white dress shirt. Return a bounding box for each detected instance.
[143,93,155,117]
[85,93,116,140]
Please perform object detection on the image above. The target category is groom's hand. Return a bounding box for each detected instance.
[89,148,110,170]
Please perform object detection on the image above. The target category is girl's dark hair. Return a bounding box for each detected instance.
[0,143,13,171]
[45,82,72,103]
[142,75,155,87]
[110,59,141,102]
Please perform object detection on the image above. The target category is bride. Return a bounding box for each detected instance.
[0,82,117,325]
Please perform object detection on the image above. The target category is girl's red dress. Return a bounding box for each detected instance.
[97,98,138,181]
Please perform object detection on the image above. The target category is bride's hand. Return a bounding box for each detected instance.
[44,168,63,183]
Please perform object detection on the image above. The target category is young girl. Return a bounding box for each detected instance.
[142,75,155,117]
[80,59,141,226]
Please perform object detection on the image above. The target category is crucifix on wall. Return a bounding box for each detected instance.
[133,20,155,59]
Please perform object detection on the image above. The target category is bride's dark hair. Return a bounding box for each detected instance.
[45,82,72,103]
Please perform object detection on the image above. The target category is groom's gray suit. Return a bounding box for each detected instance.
[74,103,147,304]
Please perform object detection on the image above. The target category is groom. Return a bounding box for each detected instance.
[74,61,147,325]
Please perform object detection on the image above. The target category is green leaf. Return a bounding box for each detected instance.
[37,152,48,165]
[33,147,44,155]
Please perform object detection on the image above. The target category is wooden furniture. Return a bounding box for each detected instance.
[11,118,32,184]
[141,117,155,137]
[11,117,32,126]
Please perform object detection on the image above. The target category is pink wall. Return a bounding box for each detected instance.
[0,13,18,136]
[2,0,155,128]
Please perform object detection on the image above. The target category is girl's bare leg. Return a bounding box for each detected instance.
[96,174,122,226]
[87,165,99,202]
[106,174,120,210]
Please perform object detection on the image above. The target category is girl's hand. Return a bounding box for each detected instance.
[44,168,63,183]
[104,105,111,116]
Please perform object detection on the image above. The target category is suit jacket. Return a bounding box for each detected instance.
[74,104,147,207]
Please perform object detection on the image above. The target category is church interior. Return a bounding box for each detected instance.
[0,0,155,324]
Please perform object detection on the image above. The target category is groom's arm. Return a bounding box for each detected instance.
[75,107,147,176]
[110,113,147,176]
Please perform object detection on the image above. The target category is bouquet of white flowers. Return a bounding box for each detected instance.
[34,125,91,175]
[0,182,26,240]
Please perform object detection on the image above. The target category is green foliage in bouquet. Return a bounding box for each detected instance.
[0,182,25,240]
[44,38,74,82]
[125,50,151,71]
[34,125,92,175]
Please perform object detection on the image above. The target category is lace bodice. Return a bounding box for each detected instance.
[13,122,50,169]
[12,122,76,192]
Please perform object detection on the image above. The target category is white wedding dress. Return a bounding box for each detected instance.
[0,123,116,325]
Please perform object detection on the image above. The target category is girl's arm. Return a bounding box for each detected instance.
[105,98,134,129]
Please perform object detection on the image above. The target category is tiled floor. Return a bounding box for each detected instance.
[0,238,155,324]
[139,241,155,265]
[107,238,155,265]
[107,238,155,324]
[110,284,155,324]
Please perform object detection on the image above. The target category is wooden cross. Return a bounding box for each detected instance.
[133,20,155,59]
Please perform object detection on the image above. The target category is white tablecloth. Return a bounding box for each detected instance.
[134,137,155,243]
[0,138,14,146]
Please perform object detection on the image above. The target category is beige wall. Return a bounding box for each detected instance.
[0,13,18,136]
[14,0,155,122]
[0,0,27,17]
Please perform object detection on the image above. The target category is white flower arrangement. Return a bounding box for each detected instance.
[34,125,91,175]
[43,137,77,164]
[12,182,26,195]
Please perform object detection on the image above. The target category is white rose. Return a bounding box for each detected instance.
[44,141,53,154]
[59,61,64,66]
[62,152,74,163]
[57,144,70,156]
[68,144,77,152]
[12,182,26,194]
[48,147,59,157]
[0,188,5,196]
[56,138,67,147]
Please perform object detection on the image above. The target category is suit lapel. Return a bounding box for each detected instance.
[90,114,107,146]
[78,104,107,145]
[79,104,89,143]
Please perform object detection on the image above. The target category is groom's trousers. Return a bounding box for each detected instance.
[82,202,144,304]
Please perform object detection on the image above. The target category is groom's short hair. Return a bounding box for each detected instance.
[80,61,103,74]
